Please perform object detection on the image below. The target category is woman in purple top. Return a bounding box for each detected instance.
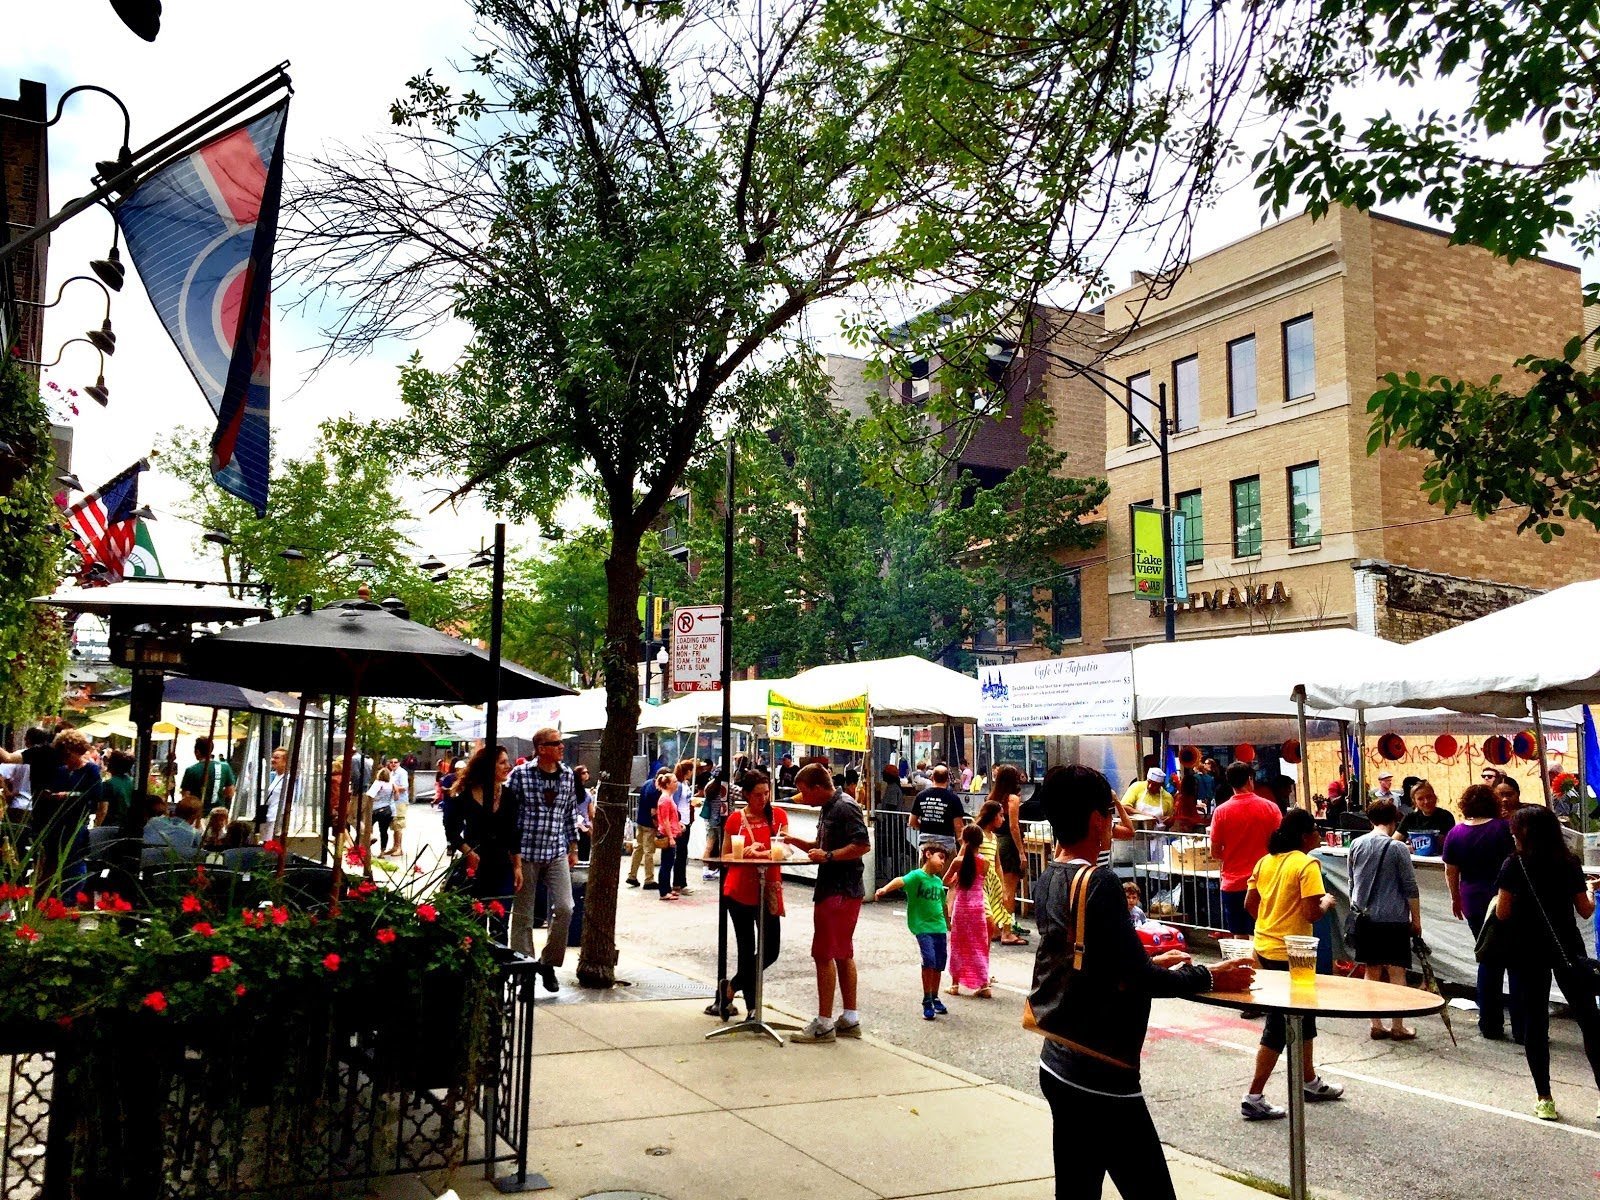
[1442,784,1518,1041]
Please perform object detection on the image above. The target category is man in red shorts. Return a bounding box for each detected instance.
[786,762,872,1043]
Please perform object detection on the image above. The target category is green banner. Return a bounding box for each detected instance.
[1131,505,1165,598]
[767,690,869,753]
[127,519,164,578]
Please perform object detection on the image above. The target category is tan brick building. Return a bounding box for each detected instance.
[1096,207,1600,648]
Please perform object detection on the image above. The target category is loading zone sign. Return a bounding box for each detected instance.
[671,604,723,692]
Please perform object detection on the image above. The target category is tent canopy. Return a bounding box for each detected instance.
[80,702,239,740]
[1127,628,1409,727]
[558,688,613,735]
[638,679,787,731]
[1303,579,1600,717]
[780,655,980,724]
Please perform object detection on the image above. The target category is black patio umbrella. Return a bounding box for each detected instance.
[183,598,572,893]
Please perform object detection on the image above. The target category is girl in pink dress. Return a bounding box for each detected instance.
[944,824,992,996]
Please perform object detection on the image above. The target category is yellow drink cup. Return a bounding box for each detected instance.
[1284,935,1319,988]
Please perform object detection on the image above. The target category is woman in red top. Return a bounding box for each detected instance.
[708,772,788,1019]
[655,771,685,901]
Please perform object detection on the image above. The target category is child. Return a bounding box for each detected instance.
[944,824,992,998]
[1124,880,1148,925]
[875,844,951,1020]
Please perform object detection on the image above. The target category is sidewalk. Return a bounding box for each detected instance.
[384,957,1276,1200]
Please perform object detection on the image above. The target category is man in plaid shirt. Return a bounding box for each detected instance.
[507,726,583,992]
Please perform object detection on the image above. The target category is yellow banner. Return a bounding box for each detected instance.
[767,691,869,753]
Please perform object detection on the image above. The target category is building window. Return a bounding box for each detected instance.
[1231,476,1262,558]
[1283,315,1315,401]
[1172,355,1199,432]
[1227,335,1256,416]
[1176,489,1204,565]
[1288,462,1322,548]
[1127,371,1155,444]
[909,356,930,402]
[1005,592,1034,645]
[1051,571,1083,641]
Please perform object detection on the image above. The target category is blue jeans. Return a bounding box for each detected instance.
[915,932,948,971]
[1466,909,1524,1039]
[1221,889,1254,937]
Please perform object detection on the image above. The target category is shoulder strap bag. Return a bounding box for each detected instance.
[1345,837,1397,948]
[1021,866,1135,1070]
[1517,857,1600,994]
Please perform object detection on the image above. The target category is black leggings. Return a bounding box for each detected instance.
[373,807,393,852]
[1040,1068,1175,1200]
[726,897,781,1008]
[1509,960,1600,1097]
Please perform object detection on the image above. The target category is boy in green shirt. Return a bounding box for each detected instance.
[875,843,952,1021]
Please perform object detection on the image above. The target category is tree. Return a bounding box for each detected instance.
[1255,0,1600,539]
[0,358,70,733]
[162,421,470,627]
[282,0,1282,985]
[677,354,1106,671]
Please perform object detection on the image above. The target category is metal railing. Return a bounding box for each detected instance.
[872,809,919,884]
[1127,829,1227,933]
[0,948,538,1199]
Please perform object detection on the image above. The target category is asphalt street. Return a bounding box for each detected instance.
[400,802,1600,1200]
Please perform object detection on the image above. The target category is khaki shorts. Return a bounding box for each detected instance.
[391,803,407,830]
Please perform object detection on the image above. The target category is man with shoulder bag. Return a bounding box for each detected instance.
[1025,764,1255,1200]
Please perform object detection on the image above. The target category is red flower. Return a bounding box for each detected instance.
[412,864,424,876]
[0,882,29,902]
[75,892,88,906]
[211,955,233,974]
[415,903,438,923]
[375,927,397,944]
[192,922,215,938]
[465,862,477,879]
[56,1015,73,1029]
[262,839,284,855]
[488,900,506,918]
[472,901,486,916]
[38,897,71,920]
[15,925,40,942]
[323,953,341,972]
[193,864,207,881]
[142,991,167,1013]
[234,984,247,997]
[351,880,376,898]
[271,906,289,927]
[345,847,369,868]
[461,935,474,949]
[95,892,132,913]
[181,895,203,914]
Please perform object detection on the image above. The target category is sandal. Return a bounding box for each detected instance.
[704,982,737,1019]
[975,987,992,998]
[1000,934,1029,945]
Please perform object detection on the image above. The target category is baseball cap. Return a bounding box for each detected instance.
[1146,767,1167,785]
[1377,770,1393,780]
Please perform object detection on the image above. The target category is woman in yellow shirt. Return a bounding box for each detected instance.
[1240,808,1343,1121]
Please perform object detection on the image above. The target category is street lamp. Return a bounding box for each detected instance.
[1059,356,1176,643]
[17,275,119,355]
[655,644,669,695]
[18,337,112,407]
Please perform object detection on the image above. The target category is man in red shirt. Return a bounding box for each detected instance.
[1209,761,1283,936]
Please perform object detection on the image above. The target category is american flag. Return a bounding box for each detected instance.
[65,460,147,583]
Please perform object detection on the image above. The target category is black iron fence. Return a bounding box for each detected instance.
[0,951,538,1200]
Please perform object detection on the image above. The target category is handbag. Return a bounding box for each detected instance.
[1021,865,1135,1071]
[1473,910,1514,964]
[1518,858,1600,995]
[1344,836,1398,951]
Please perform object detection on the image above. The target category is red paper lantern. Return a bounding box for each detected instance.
[1511,731,1538,761]
[1234,743,1256,764]
[1433,734,1458,759]
[1483,735,1513,766]
[1377,733,1407,761]
[1178,744,1201,767]
[1280,738,1302,765]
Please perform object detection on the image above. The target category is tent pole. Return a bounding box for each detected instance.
[1354,712,1367,811]
[329,692,360,909]
[1293,686,1311,812]
[1531,697,1554,808]
[274,694,309,874]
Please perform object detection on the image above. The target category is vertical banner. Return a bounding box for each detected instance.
[1170,510,1188,601]
[1131,505,1166,598]
[767,691,869,752]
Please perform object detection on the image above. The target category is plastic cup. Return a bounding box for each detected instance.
[1284,934,1319,988]
[729,834,745,860]
[1218,938,1254,963]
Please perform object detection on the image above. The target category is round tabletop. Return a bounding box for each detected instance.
[1191,972,1446,1019]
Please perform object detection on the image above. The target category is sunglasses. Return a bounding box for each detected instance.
[536,741,563,748]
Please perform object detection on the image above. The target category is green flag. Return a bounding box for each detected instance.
[127,520,164,578]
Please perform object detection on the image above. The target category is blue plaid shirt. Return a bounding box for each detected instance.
[508,762,581,862]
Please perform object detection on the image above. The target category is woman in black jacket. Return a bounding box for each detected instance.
[442,745,517,907]
[1494,805,1600,1122]
[1029,765,1255,1200]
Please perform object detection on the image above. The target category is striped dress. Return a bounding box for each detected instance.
[981,829,1014,933]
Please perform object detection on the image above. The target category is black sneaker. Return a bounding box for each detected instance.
[626,878,640,888]
[643,881,659,891]
[536,964,559,993]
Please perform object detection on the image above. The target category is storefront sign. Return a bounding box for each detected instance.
[767,691,869,752]
[1131,506,1166,598]
[978,652,1135,735]
[1155,581,1291,616]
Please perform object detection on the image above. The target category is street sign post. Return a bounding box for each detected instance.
[670,603,724,692]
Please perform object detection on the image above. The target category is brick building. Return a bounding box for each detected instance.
[1096,207,1600,647]
[0,79,50,364]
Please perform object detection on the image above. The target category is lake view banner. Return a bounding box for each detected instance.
[768,691,870,752]
[978,653,1136,735]
[1131,505,1166,597]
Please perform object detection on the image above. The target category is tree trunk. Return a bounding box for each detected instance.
[576,518,645,988]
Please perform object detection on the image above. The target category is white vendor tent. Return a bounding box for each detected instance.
[780,654,981,723]
[557,688,616,735]
[637,679,788,731]
[1304,579,1600,718]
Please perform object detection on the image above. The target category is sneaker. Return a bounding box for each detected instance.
[1303,1077,1344,1102]
[702,869,719,881]
[536,964,559,993]
[1241,1095,1287,1122]
[643,881,658,891]
[1534,1098,1559,1121]
[789,1018,836,1044]
[625,878,640,888]
[930,998,948,1015]
[835,1016,862,1039]
[923,1000,937,1021]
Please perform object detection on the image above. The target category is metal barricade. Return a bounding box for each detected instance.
[1018,820,1054,915]
[871,809,918,885]
[1128,829,1226,933]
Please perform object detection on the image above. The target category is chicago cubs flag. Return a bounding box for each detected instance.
[64,459,147,582]
[116,100,289,515]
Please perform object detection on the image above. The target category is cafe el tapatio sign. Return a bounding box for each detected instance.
[1152,579,1291,617]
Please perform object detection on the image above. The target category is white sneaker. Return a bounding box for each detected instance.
[1303,1076,1344,1102]
[834,1016,862,1039]
[789,1017,836,1044]
[1241,1094,1286,1121]
[701,868,719,881]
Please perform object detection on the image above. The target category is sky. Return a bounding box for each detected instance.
[7,1,1593,583]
